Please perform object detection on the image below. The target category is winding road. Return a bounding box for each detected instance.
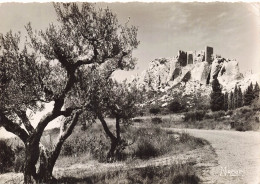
[170,128,260,184]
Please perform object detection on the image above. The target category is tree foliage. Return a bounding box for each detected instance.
[210,78,224,111]
[223,92,229,111]
[254,82,260,100]
[77,73,142,161]
[224,83,258,111]
[0,2,139,183]
[244,82,255,106]
[168,101,183,113]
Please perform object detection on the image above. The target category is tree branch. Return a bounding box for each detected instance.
[34,102,79,145]
[60,107,82,117]
[0,111,29,143]
[116,116,120,140]
[34,65,77,144]
[15,110,35,135]
[48,110,81,168]
[75,58,93,68]
[97,113,116,141]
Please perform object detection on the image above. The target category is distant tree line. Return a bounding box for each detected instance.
[210,78,259,111]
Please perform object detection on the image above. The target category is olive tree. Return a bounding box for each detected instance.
[0,3,138,183]
[81,75,142,162]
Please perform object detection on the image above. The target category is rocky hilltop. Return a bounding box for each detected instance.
[131,46,258,94]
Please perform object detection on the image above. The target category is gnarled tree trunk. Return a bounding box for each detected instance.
[107,138,119,162]
[37,147,56,183]
[98,114,123,162]
[23,142,40,183]
[36,111,81,183]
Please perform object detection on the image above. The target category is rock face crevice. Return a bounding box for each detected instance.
[132,46,244,92]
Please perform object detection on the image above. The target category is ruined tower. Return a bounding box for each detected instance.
[205,46,213,64]
[187,51,193,64]
[178,50,187,66]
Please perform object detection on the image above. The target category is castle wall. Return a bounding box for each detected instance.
[194,50,205,63]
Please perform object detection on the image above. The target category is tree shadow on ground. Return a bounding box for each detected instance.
[57,177,94,184]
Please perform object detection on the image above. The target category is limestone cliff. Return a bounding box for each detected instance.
[133,46,245,94]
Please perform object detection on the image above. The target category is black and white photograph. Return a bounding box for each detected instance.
[0,1,260,183]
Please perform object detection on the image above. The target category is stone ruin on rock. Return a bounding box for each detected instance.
[177,46,213,66]
[134,45,243,91]
[167,46,214,82]
[167,45,243,86]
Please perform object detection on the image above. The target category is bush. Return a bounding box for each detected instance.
[13,145,25,172]
[61,132,109,162]
[130,127,177,160]
[133,118,143,123]
[134,139,159,159]
[184,110,206,122]
[240,106,253,114]
[149,107,161,115]
[233,121,252,132]
[151,117,163,124]
[229,107,260,131]
[0,140,15,173]
[214,111,225,120]
[62,143,74,156]
[226,110,233,116]
[168,101,183,113]
[205,110,225,120]
[204,112,213,119]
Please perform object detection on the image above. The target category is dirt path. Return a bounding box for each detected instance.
[170,128,260,184]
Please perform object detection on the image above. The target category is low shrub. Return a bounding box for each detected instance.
[168,101,183,113]
[13,145,25,172]
[184,110,206,122]
[240,106,253,114]
[205,110,225,120]
[229,107,260,131]
[0,140,15,173]
[214,110,225,119]
[179,132,206,148]
[130,127,177,159]
[134,139,159,159]
[61,131,109,162]
[204,112,213,119]
[226,110,233,116]
[133,118,143,123]
[62,143,75,156]
[151,117,163,124]
[232,121,252,132]
[149,107,161,115]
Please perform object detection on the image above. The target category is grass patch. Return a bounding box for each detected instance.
[159,106,260,131]
[53,123,207,168]
[58,163,200,184]
[2,117,210,184]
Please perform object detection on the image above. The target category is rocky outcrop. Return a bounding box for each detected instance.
[218,59,243,85]
[133,46,244,93]
[137,58,171,90]
[210,57,225,82]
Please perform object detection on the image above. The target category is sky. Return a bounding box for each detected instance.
[0,2,259,79]
[0,2,260,137]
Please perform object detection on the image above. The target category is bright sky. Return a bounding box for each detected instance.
[0,2,259,79]
[0,2,260,138]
